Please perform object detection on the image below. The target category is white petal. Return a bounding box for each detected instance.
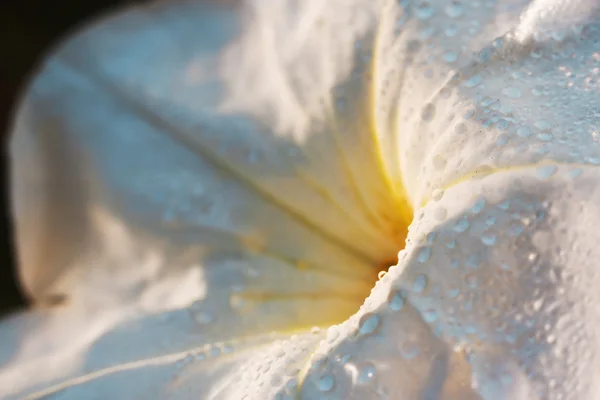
[300,166,600,399]
[390,0,600,205]
[374,0,530,204]
[4,0,600,398]
[3,311,323,399]
[298,1,600,399]
[3,0,407,396]
[11,0,392,303]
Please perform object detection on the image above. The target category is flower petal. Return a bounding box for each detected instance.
[2,0,408,396]
[4,0,600,398]
[2,311,323,399]
[297,1,600,398]
[300,166,600,399]
[390,0,600,204]
[11,0,390,303]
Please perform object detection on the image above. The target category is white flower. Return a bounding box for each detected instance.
[2,0,600,398]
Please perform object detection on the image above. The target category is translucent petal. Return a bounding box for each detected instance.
[2,0,407,397]
[11,0,402,303]
[3,0,600,398]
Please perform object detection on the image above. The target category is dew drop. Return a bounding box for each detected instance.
[443,51,458,63]
[358,313,381,336]
[401,342,420,359]
[535,120,552,131]
[568,168,583,178]
[421,103,437,121]
[517,126,531,137]
[388,291,405,311]
[536,164,558,180]
[413,274,429,293]
[471,198,486,214]
[464,75,482,88]
[481,232,497,246]
[417,246,432,263]
[432,188,445,201]
[454,218,470,233]
[445,24,458,37]
[317,374,335,392]
[195,311,214,325]
[532,298,544,312]
[586,156,600,165]
[423,308,439,323]
[433,207,448,221]
[455,122,467,134]
[416,2,435,20]
[463,108,475,119]
[446,1,464,18]
[497,119,509,131]
[209,345,221,358]
[433,154,447,169]
[496,133,509,145]
[357,363,377,384]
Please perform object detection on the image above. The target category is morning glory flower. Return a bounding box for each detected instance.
[2,0,600,398]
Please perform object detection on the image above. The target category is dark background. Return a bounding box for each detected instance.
[0,1,136,317]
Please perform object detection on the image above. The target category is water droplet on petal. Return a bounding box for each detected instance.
[471,198,486,214]
[433,154,447,169]
[446,1,464,18]
[417,247,432,263]
[423,308,438,323]
[413,274,429,293]
[358,313,381,336]
[432,188,445,201]
[568,168,583,178]
[195,311,214,325]
[527,252,538,262]
[587,156,600,165]
[455,122,467,134]
[388,291,405,311]
[433,207,448,221]
[357,363,377,384]
[517,126,531,137]
[443,51,458,63]
[401,342,420,359]
[464,75,482,88]
[421,103,436,121]
[317,374,335,392]
[416,2,435,20]
[454,218,470,233]
[536,164,558,180]
[481,231,497,246]
[535,120,552,131]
